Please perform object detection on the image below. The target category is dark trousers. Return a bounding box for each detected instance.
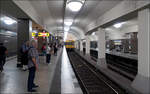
[27,67,36,91]
[0,56,6,71]
[54,50,57,56]
[46,54,51,63]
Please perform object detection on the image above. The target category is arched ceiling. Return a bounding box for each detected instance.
[28,0,122,40]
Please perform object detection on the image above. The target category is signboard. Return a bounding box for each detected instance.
[32,32,50,37]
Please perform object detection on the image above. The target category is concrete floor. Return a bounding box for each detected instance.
[0,47,83,94]
[0,57,50,94]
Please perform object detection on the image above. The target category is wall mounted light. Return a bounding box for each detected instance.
[0,16,17,25]
[113,22,126,28]
[67,0,83,12]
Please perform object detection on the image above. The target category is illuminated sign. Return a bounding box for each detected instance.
[32,33,36,37]
[32,32,50,37]
[38,32,49,37]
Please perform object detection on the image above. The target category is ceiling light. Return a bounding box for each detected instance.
[113,22,126,28]
[64,19,73,26]
[92,32,95,35]
[67,1,83,12]
[64,26,70,31]
[0,16,17,25]
[105,28,111,31]
[113,23,122,28]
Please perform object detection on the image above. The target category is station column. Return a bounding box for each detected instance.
[80,40,83,52]
[75,41,77,49]
[86,36,90,54]
[132,8,150,94]
[97,28,107,68]
[17,19,32,61]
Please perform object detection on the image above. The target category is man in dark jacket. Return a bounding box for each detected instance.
[0,43,8,72]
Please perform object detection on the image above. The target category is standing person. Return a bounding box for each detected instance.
[0,43,8,72]
[41,44,46,56]
[54,44,58,56]
[46,44,51,64]
[21,41,30,71]
[27,40,39,92]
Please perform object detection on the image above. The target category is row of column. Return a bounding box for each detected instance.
[76,8,150,94]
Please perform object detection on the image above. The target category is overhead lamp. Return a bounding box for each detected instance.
[105,28,111,31]
[113,22,126,28]
[64,19,73,26]
[64,26,70,31]
[67,1,83,12]
[0,16,17,25]
[92,32,95,35]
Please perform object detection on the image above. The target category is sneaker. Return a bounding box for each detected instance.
[33,85,39,88]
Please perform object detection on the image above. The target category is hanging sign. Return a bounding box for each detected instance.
[32,32,50,37]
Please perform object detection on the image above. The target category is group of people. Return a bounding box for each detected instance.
[20,41,59,92]
[1,40,59,92]
[0,43,8,72]
[42,43,58,64]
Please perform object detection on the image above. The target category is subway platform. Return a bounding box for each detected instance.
[0,47,82,94]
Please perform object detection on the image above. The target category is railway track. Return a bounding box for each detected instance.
[68,51,127,94]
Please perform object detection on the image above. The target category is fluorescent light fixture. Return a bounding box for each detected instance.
[113,22,126,28]
[0,16,17,25]
[113,23,122,28]
[64,26,70,31]
[67,1,83,12]
[64,19,73,26]
[105,28,111,31]
[92,32,95,35]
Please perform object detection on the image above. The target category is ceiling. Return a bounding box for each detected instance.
[29,0,123,39]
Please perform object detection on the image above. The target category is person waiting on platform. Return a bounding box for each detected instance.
[0,43,8,72]
[41,43,46,56]
[46,44,51,64]
[54,44,58,56]
[27,40,39,92]
[20,41,30,71]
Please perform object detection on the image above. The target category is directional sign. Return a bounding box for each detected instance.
[38,32,49,37]
[32,32,50,37]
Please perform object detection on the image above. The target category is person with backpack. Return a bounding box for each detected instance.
[21,41,30,71]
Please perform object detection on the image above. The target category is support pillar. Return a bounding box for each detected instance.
[97,28,107,68]
[17,19,32,61]
[86,36,90,54]
[132,8,150,94]
[80,40,83,52]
